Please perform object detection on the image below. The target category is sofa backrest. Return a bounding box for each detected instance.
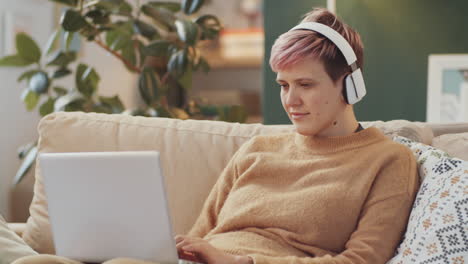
[22,112,436,254]
[23,112,294,254]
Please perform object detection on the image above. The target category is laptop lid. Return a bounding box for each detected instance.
[39,151,179,264]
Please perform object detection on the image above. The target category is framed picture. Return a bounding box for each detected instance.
[427,54,468,123]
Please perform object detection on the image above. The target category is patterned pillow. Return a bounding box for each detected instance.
[387,136,468,264]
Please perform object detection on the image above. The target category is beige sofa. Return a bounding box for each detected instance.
[6,112,468,255]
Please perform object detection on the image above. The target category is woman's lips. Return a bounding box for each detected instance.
[290,113,310,120]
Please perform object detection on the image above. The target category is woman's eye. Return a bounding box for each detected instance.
[279,84,288,90]
[300,83,313,88]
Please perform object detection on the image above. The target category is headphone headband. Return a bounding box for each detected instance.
[289,21,366,104]
[290,22,358,70]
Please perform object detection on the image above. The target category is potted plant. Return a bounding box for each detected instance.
[0,0,248,185]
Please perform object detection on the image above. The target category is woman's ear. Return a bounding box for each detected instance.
[338,75,349,104]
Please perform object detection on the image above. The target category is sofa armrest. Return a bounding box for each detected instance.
[7,223,26,237]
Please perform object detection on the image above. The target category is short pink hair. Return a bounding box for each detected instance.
[270,8,364,82]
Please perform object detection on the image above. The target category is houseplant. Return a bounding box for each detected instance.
[0,0,248,185]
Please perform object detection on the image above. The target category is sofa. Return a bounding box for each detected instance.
[4,112,468,263]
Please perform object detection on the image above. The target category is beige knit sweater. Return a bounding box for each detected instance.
[187,127,419,264]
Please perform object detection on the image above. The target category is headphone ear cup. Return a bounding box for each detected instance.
[342,75,350,104]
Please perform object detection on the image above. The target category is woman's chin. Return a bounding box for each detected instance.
[293,125,318,137]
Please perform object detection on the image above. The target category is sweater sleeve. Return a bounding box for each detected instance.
[187,139,251,238]
[247,150,420,264]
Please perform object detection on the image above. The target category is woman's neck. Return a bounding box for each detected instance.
[315,106,359,138]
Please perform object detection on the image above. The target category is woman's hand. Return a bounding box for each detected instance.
[174,235,252,264]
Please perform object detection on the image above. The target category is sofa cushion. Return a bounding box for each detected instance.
[362,120,434,145]
[23,112,435,254]
[22,112,294,254]
[432,132,468,161]
[0,215,37,264]
[388,137,468,263]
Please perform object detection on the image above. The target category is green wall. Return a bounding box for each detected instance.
[262,0,468,124]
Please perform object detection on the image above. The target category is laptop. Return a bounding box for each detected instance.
[39,151,204,264]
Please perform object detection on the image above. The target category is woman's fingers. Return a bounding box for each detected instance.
[175,236,205,251]
[176,239,193,250]
[174,235,186,243]
[181,241,207,254]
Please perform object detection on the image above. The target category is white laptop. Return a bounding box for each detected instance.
[39,151,204,264]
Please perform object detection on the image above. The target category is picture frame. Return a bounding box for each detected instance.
[426,54,468,122]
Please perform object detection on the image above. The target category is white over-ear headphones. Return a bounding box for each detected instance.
[290,22,366,104]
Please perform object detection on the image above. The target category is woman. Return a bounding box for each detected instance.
[174,7,419,264]
[13,7,419,264]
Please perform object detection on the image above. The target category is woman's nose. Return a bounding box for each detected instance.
[286,88,302,106]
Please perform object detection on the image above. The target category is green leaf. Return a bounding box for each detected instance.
[46,51,77,67]
[17,142,35,159]
[123,107,149,117]
[109,33,132,51]
[52,67,72,79]
[117,1,133,16]
[60,9,88,32]
[99,95,125,113]
[178,66,192,90]
[79,24,99,41]
[195,14,222,40]
[85,9,111,24]
[18,69,40,82]
[53,86,68,96]
[133,20,159,40]
[147,1,181,12]
[54,92,85,111]
[154,105,172,117]
[138,67,161,105]
[91,103,113,113]
[76,64,100,98]
[137,40,146,67]
[89,0,132,16]
[29,72,50,94]
[64,31,75,51]
[105,21,133,50]
[181,0,205,15]
[21,89,40,111]
[199,104,218,116]
[143,40,171,56]
[0,55,33,67]
[141,4,176,31]
[39,97,55,117]
[168,49,188,78]
[12,145,37,186]
[16,33,41,63]
[121,42,137,72]
[175,19,200,46]
[94,0,124,9]
[44,28,62,56]
[49,0,78,6]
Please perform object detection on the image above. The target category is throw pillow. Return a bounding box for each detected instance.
[387,136,468,264]
[0,214,37,264]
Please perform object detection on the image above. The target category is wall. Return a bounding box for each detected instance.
[0,0,54,221]
[263,0,468,124]
[0,1,138,221]
[2,0,257,221]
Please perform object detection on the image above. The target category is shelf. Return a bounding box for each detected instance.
[201,47,263,69]
[200,29,264,69]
